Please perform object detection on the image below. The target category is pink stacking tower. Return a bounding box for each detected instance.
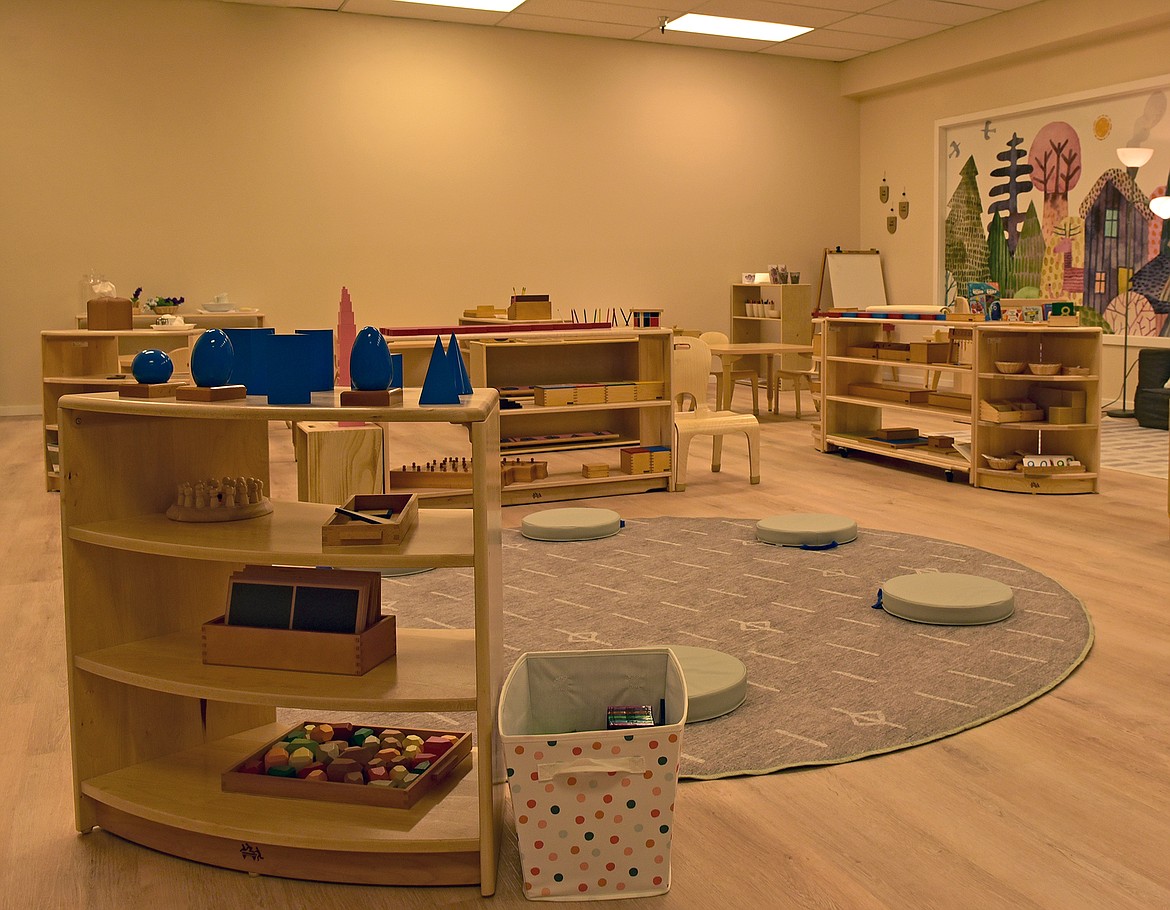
[336,286,356,387]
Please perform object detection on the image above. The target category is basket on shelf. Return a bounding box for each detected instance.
[982,453,1023,470]
[1028,362,1062,375]
[994,361,1026,374]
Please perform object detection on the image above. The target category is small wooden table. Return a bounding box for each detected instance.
[705,342,814,413]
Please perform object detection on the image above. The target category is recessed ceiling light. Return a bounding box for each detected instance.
[388,0,524,12]
[664,13,812,43]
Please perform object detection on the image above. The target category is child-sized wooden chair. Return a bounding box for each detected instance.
[699,331,761,416]
[672,336,761,491]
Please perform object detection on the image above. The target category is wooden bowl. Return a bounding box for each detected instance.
[982,453,1022,470]
[1028,362,1062,375]
[995,361,1026,374]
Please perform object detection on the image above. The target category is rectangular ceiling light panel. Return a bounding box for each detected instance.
[664,13,812,43]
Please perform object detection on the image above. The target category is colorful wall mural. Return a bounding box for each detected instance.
[941,78,1170,337]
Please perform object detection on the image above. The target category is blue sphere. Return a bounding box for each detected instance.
[350,325,393,391]
[131,349,174,384]
[191,329,235,387]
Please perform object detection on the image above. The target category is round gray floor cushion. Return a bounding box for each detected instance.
[520,507,623,541]
[658,644,748,723]
[879,572,1015,625]
[756,513,858,549]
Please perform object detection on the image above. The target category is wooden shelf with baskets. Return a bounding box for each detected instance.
[971,324,1101,494]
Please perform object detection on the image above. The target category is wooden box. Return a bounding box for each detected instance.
[508,296,552,320]
[222,722,472,810]
[202,614,396,675]
[621,446,653,474]
[909,342,950,363]
[633,380,664,400]
[321,493,418,548]
[573,384,606,405]
[874,342,911,361]
[534,385,576,406]
[926,391,972,411]
[979,399,1044,423]
[848,382,930,403]
[86,297,134,330]
[845,345,879,359]
[875,426,919,440]
[604,382,637,403]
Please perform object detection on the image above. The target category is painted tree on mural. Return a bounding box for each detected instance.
[986,210,1012,293]
[1041,216,1085,303]
[945,156,989,295]
[987,132,1035,254]
[1028,121,1082,241]
[1014,202,1045,292]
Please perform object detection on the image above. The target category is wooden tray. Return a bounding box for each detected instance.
[222,722,472,810]
[321,493,418,548]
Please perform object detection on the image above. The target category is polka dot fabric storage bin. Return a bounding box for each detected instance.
[499,648,688,901]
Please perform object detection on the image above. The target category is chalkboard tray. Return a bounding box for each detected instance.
[222,721,472,810]
[321,493,418,548]
[201,613,396,675]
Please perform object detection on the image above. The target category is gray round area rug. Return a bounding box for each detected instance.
[362,517,1094,780]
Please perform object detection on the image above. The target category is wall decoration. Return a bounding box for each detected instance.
[899,190,909,220]
[879,174,890,203]
[938,75,1170,337]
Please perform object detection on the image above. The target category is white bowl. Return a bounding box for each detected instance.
[203,301,234,312]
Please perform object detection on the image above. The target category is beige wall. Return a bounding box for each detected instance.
[849,0,1170,404]
[0,0,857,413]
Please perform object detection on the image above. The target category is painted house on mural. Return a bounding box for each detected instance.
[1078,167,1158,315]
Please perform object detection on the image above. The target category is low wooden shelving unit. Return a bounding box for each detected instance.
[58,389,504,892]
[817,318,1101,492]
[464,328,674,505]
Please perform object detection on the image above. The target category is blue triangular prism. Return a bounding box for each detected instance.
[420,335,460,405]
[448,333,472,395]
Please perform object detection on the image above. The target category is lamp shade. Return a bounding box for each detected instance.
[1117,147,1154,168]
[1150,195,1170,219]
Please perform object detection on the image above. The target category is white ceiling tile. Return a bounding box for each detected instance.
[869,0,996,26]
[508,0,676,28]
[761,42,864,60]
[771,0,891,12]
[342,0,508,25]
[500,12,653,37]
[828,12,949,38]
[691,0,851,28]
[634,28,773,51]
[222,0,343,7]
[791,28,901,51]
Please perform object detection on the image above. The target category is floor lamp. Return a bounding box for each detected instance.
[1104,296,1134,418]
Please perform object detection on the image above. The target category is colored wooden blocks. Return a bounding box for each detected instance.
[223,722,473,810]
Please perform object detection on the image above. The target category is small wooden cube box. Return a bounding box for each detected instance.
[202,614,396,675]
[222,722,472,810]
[321,493,418,548]
[573,384,606,405]
[533,385,576,406]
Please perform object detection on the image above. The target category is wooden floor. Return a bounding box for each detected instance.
[5,392,1169,910]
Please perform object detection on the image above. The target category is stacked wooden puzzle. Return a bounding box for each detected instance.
[222,721,472,809]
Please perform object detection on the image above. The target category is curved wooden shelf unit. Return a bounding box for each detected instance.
[81,725,488,886]
[825,394,971,419]
[57,390,504,893]
[75,627,477,710]
[69,502,475,568]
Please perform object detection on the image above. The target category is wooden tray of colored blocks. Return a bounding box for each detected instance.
[222,721,473,810]
[321,493,418,548]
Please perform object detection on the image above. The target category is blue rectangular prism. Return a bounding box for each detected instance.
[264,333,313,405]
[295,328,335,392]
[225,327,275,395]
